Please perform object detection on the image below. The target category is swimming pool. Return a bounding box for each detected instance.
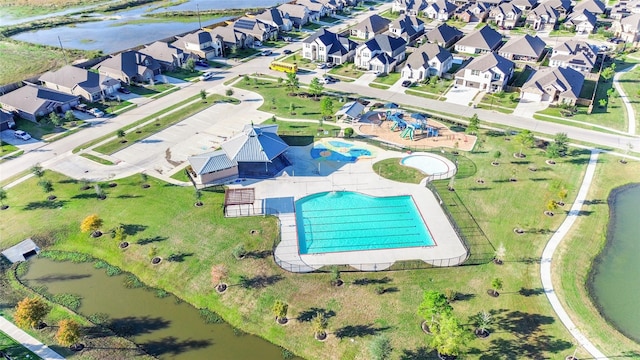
[401,154,455,177]
[310,140,373,162]
[295,191,434,254]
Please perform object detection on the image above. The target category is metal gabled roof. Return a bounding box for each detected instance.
[188,150,237,175]
[222,124,289,163]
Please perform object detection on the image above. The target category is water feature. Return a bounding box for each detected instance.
[590,184,640,343]
[7,0,283,53]
[20,257,291,360]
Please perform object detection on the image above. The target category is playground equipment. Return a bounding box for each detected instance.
[390,113,439,141]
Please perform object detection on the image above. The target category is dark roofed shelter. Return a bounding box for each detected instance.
[224,188,255,217]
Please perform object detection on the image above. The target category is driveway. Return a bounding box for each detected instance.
[514,98,550,118]
[445,86,480,106]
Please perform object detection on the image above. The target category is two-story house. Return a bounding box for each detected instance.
[392,0,428,16]
[609,0,640,20]
[526,3,559,30]
[254,8,293,31]
[277,3,312,28]
[172,30,224,59]
[139,41,191,71]
[572,0,606,16]
[454,2,490,23]
[302,28,358,64]
[424,0,458,21]
[498,34,547,62]
[489,2,523,29]
[564,9,597,34]
[426,23,464,48]
[611,13,640,43]
[544,0,571,16]
[510,0,538,12]
[354,34,407,74]
[296,0,328,17]
[388,15,425,44]
[232,17,278,42]
[206,25,252,52]
[93,50,161,84]
[454,52,514,92]
[350,15,391,39]
[39,65,121,102]
[454,25,503,54]
[549,40,597,72]
[401,43,453,80]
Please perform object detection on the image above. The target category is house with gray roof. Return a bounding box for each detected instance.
[278,3,312,27]
[392,0,428,16]
[255,8,293,31]
[510,0,538,12]
[426,23,463,48]
[0,109,15,131]
[172,30,223,59]
[549,39,596,72]
[542,0,571,15]
[526,3,559,30]
[612,13,640,43]
[0,84,80,122]
[572,0,605,15]
[488,2,522,29]
[354,34,407,73]
[315,0,344,14]
[207,25,251,51]
[520,66,584,104]
[139,41,191,71]
[424,0,458,21]
[564,9,597,34]
[610,0,640,20]
[296,0,328,17]
[498,34,547,62]
[454,25,503,54]
[401,43,453,80]
[39,65,120,102]
[388,15,425,44]
[302,28,358,64]
[350,14,391,40]
[455,52,514,92]
[233,17,278,42]
[94,50,161,84]
[454,2,490,23]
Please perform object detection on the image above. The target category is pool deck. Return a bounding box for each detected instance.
[227,140,468,273]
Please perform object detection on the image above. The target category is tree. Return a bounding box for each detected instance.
[285,72,299,94]
[31,163,45,178]
[113,224,126,243]
[320,97,334,120]
[225,88,234,97]
[64,110,76,123]
[14,297,50,329]
[38,179,53,194]
[330,265,342,286]
[494,243,506,264]
[429,313,471,356]
[94,184,105,200]
[272,300,288,323]
[140,172,149,186]
[0,189,7,209]
[311,313,328,339]
[185,58,195,72]
[490,278,503,297]
[344,127,354,138]
[309,77,324,99]
[56,319,82,347]
[558,188,568,205]
[546,199,558,214]
[466,113,479,135]
[598,98,607,108]
[369,335,392,360]
[553,132,569,155]
[81,214,103,233]
[194,189,203,206]
[492,150,501,165]
[601,65,615,82]
[607,87,615,99]
[200,89,207,102]
[243,75,250,84]
[546,142,561,159]
[49,112,62,127]
[417,291,452,327]
[232,243,247,260]
[514,130,534,157]
[289,102,295,115]
[116,129,126,139]
[472,310,492,336]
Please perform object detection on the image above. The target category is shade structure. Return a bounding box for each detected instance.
[384,102,399,109]
[411,113,426,121]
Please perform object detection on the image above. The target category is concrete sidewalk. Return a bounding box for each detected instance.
[0,316,65,359]
[612,64,638,135]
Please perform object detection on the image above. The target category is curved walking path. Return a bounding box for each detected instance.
[612,64,638,135]
[540,150,608,359]
[0,317,65,359]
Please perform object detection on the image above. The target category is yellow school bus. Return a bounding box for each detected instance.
[269,61,298,74]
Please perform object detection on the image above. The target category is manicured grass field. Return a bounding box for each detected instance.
[372,72,401,86]
[328,64,365,79]
[0,126,600,359]
[618,66,640,134]
[13,118,86,141]
[0,0,104,17]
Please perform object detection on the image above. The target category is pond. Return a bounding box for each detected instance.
[20,257,292,360]
[589,184,640,343]
[8,0,283,54]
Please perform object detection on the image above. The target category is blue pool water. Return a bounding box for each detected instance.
[310,142,372,162]
[296,191,434,254]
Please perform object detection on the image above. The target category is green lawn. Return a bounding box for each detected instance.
[0,330,40,359]
[509,67,534,87]
[302,22,322,31]
[478,92,520,111]
[319,16,340,23]
[445,19,468,29]
[372,72,401,86]
[580,80,597,99]
[281,55,316,71]
[405,89,440,100]
[369,83,389,90]
[170,168,191,182]
[328,64,365,79]
[163,68,202,81]
[13,118,86,141]
[618,66,640,134]
[413,78,453,97]
[80,153,114,165]
[549,28,576,37]
[0,142,19,155]
[379,9,401,20]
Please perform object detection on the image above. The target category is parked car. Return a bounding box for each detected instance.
[75,104,88,112]
[195,60,209,67]
[200,72,214,81]
[117,87,131,94]
[283,49,292,55]
[283,36,292,42]
[316,63,327,69]
[106,94,118,101]
[323,75,338,83]
[14,130,31,141]
[401,80,412,87]
[261,50,273,56]
[254,41,263,47]
[325,62,336,68]
[88,108,105,118]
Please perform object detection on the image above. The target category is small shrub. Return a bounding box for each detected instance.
[155,289,168,298]
[105,264,122,276]
[52,293,82,311]
[225,89,234,96]
[123,274,144,289]
[282,349,294,360]
[39,251,93,263]
[232,244,247,259]
[199,309,223,324]
[88,312,109,325]
[444,289,458,302]
[344,127,354,138]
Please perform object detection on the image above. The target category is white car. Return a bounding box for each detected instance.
[88,108,105,118]
[200,72,214,81]
[14,130,32,141]
[261,50,273,56]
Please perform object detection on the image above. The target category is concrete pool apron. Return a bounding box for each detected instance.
[232,145,468,272]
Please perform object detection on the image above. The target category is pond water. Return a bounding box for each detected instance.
[21,257,290,360]
[8,0,282,53]
[589,184,640,343]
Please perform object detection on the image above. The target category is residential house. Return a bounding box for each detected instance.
[424,0,458,21]
[489,2,523,29]
[498,34,546,62]
[510,0,538,12]
[233,17,278,42]
[564,9,597,34]
[254,8,293,31]
[296,0,328,17]
[401,43,453,80]
[354,34,407,73]
[454,2,490,22]
[350,14,391,39]
[542,0,571,16]
[39,65,120,102]
[610,0,640,20]
[172,30,223,59]
[388,15,425,44]
[302,28,358,64]
[426,23,464,48]
[94,51,161,84]
[392,0,428,16]
[454,52,514,92]
[0,84,80,122]
[315,0,344,14]
[207,25,252,52]
[0,109,15,131]
[611,13,640,43]
[277,3,311,28]
[572,0,606,16]
[454,25,503,54]
[139,41,190,71]
[520,66,584,104]
[526,3,559,30]
[549,40,596,72]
